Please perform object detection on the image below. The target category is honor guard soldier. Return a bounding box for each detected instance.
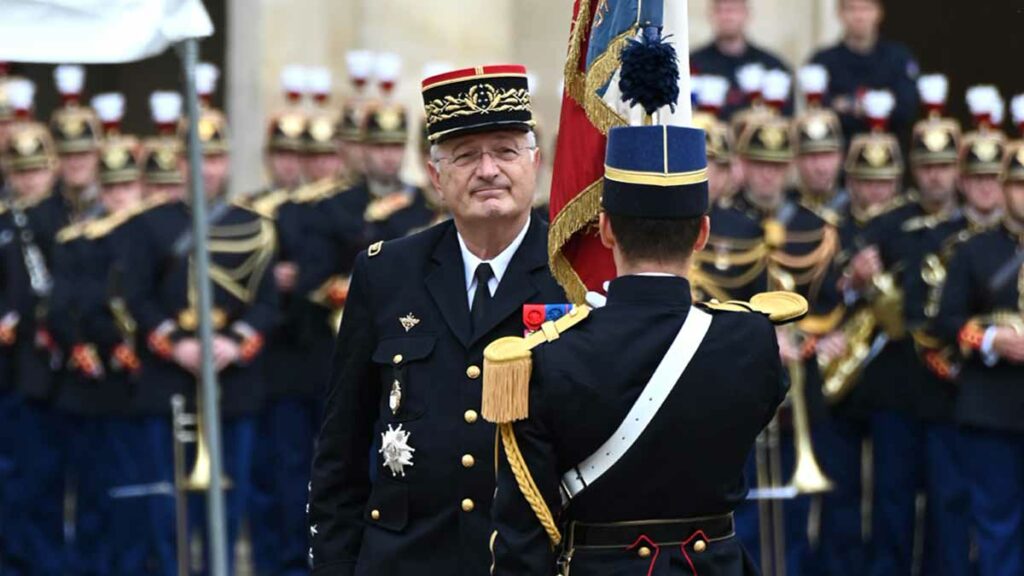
[141,91,187,200]
[698,109,841,575]
[488,121,802,576]
[693,75,737,206]
[301,66,346,185]
[1,82,68,575]
[691,0,794,119]
[49,103,145,573]
[337,50,376,179]
[793,65,847,221]
[808,0,920,145]
[121,61,278,575]
[896,73,976,576]
[936,144,1024,576]
[307,63,566,576]
[247,66,330,576]
[826,90,924,576]
[50,65,101,214]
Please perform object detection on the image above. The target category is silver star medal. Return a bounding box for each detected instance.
[379,424,415,477]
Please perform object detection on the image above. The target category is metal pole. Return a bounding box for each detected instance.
[177,37,229,576]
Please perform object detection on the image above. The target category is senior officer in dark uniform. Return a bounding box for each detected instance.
[307,64,567,576]
[936,145,1024,576]
[121,84,278,575]
[488,123,798,576]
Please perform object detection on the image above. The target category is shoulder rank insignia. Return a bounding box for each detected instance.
[697,291,808,325]
[482,305,591,424]
[368,241,383,257]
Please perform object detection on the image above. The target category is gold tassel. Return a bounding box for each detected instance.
[482,337,533,424]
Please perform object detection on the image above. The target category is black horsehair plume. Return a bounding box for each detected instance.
[618,25,680,117]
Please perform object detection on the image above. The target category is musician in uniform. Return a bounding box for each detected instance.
[696,114,840,576]
[140,91,187,201]
[307,64,566,576]
[488,121,802,575]
[121,63,278,575]
[247,102,330,576]
[831,92,929,575]
[936,144,1024,576]
[49,65,101,216]
[1,108,71,573]
[49,114,144,574]
[898,87,974,574]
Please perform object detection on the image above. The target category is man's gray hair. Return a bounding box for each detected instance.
[429,130,537,167]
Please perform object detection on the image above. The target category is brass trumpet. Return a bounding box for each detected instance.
[171,393,231,576]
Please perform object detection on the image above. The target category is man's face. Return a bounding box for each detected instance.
[302,152,343,183]
[267,150,303,188]
[849,177,898,211]
[1004,182,1024,223]
[363,143,405,184]
[58,151,99,189]
[961,174,1004,215]
[145,182,186,202]
[8,167,56,201]
[707,161,732,204]
[340,141,365,175]
[743,159,789,204]
[796,151,842,194]
[100,180,142,213]
[428,130,539,225]
[912,162,958,207]
[199,153,230,200]
[710,0,749,41]
[840,0,882,40]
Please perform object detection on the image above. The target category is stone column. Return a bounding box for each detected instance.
[226,0,266,196]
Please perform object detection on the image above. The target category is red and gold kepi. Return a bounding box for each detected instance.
[421,64,534,144]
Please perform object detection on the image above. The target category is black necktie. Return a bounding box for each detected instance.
[470,263,494,334]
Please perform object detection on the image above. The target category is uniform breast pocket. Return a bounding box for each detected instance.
[363,476,409,532]
[371,336,437,422]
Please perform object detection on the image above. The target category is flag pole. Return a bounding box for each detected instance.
[177,37,229,576]
[665,0,693,125]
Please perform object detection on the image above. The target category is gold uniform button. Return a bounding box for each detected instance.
[466,365,481,379]
[462,454,475,468]
[392,354,403,365]
[637,546,652,558]
[693,540,707,553]
[461,498,475,512]
[370,509,381,521]
[464,410,478,424]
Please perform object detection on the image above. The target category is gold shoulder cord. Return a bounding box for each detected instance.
[483,306,591,549]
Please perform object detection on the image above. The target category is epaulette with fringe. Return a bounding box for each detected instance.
[482,305,591,425]
[85,206,143,239]
[291,175,355,205]
[696,291,809,325]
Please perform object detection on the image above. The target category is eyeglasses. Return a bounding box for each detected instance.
[435,144,537,169]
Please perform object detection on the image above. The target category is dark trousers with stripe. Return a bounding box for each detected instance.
[736,428,815,576]
[814,415,868,576]
[960,427,1024,576]
[250,397,318,576]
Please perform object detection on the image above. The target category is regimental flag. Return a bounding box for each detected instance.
[549,0,692,304]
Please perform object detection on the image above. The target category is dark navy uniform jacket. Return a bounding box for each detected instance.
[491,275,784,576]
[690,41,795,120]
[121,199,278,417]
[900,209,994,423]
[10,189,72,401]
[936,223,1024,433]
[49,212,138,416]
[307,218,566,576]
[0,206,22,393]
[809,40,920,144]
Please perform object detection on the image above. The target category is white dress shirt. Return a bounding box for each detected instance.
[457,217,531,308]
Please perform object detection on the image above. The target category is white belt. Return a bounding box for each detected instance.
[561,307,713,501]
